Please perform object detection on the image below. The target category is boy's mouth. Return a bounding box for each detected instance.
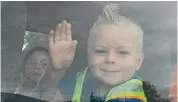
[100,68,121,72]
[98,65,121,72]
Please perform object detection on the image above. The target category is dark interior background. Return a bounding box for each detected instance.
[1,1,177,98]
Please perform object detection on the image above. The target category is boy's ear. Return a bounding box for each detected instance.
[136,53,144,70]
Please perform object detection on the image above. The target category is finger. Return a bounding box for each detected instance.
[61,34,66,42]
[66,23,72,41]
[64,22,69,41]
[60,20,67,41]
[55,23,62,41]
[48,30,55,45]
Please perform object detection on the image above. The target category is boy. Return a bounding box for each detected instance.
[49,3,147,102]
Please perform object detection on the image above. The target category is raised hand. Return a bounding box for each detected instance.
[49,20,77,70]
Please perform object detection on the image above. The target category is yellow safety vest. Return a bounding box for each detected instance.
[72,68,147,102]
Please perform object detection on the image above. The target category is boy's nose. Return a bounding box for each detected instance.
[105,53,116,64]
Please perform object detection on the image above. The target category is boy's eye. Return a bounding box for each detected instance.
[29,62,36,65]
[42,63,48,66]
[94,50,107,56]
[117,51,129,55]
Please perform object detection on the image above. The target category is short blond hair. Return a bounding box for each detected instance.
[88,3,144,54]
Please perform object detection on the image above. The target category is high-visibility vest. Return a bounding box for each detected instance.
[72,68,147,102]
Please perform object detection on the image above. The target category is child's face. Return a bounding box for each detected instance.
[88,24,143,86]
[24,51,51,83]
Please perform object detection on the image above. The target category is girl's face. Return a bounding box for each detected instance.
[88,24,144,86]
[24,51,51,83]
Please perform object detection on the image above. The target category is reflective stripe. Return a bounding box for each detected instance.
[105,86,118,101]
[105,79,145,101]
[72,68,88,102]
[72,72,81,102]
[109,91,147,102]
[127,79,143,86]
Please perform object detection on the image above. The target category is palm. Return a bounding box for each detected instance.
[49,20,77,70]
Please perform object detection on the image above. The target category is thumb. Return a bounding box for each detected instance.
[71,40,78,51]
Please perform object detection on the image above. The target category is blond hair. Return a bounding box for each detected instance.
[88,3,144,54]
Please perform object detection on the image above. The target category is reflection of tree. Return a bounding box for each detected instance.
[89,92,103,102]
[88,81,171,102]
[143,81,171,102]
[89,92,94,102]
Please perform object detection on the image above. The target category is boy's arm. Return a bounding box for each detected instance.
[47,20,78,101]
